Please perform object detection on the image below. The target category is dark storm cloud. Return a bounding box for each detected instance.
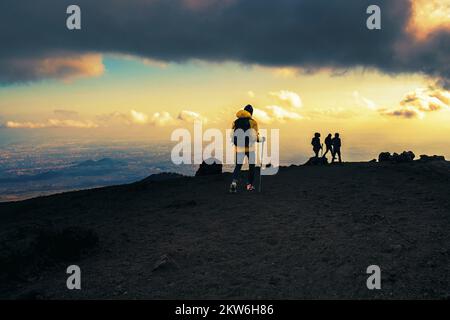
[0,0,448,85]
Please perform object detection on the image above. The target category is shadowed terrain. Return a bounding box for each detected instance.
[1,161,449,299]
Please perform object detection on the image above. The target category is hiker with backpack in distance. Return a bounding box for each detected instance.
[311,132,322,158]
[229,104,263,193]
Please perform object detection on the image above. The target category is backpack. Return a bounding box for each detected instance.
[233,117,252,147]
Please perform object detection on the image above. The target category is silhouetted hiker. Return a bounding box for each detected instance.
[323,133,333,159]
[311,132,322,158]
[230,104,260,193]
[331,133,342,163]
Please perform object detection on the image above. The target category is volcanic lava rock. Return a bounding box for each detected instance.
[195,158,222,176]
[304,157,328,166]
[378,151,415,163]
[419,155,446,162]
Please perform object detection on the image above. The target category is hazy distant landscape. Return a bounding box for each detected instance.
[0,141,196,202]
[1,137,449,202]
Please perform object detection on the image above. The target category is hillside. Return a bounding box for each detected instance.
[1,161,449,299]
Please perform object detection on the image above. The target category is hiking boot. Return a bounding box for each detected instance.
[229,181,237,193]
[246,184,255,191]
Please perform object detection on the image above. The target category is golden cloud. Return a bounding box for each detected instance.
[6,119,99,129]
[269,90,303,109]
[381,87,449,119]
[265,105,303,121]
[8,54,105,83]
[408,0,450,40]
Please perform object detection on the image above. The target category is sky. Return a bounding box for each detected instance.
[0,0,449,161]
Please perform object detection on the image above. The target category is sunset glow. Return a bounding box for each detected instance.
[408,0,450,39]
[0,0,448,161]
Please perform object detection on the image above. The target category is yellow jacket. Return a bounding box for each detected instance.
[232,109,259,152]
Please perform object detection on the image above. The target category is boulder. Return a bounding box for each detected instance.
[378,152,392,162]
[195,158,222,176]
[378,151,415,163]
[395,151,415,163]
[419,155,446,162]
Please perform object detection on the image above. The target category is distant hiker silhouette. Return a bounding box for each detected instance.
[323,133,333,159]
[230,104,260,193]
[311,132,322,158]
[331,133,342,163]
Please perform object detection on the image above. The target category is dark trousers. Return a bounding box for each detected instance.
[232,151,255,185]
[323,145,332,158]
[313,148,320,158]
[332,148,342,163]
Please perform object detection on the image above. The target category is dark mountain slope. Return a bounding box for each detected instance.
[0,161,449,299]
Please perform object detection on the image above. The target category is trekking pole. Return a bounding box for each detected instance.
[259,138,265,193]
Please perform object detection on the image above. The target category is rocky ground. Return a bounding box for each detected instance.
[1,161,449,299]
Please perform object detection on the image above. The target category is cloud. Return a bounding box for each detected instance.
[381,107,424,119]
[0,54,104,83]
[97,110,175,126]
[353,91,378,110]
[242,90,304,123]
[407,0,450,40]
[130,109,149,124]
[98,110,175,126]
[271,67,301,78]
[151,112,175,126]
[252,109,272,124]
[96,110,149,126]
[5,119,98,129]
[400,88,449,112]
[177,110,207,123]
[381,87,449,118]
[245,90,304,123]
[5,109,177,129]
[96,111,132,126]
[96,109,207,127]
[0,0,448,85]
[270,90,302,108]
[265,105,303,121]
[112,54,168,68]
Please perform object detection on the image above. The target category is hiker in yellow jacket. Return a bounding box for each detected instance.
[230,104,261,193]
